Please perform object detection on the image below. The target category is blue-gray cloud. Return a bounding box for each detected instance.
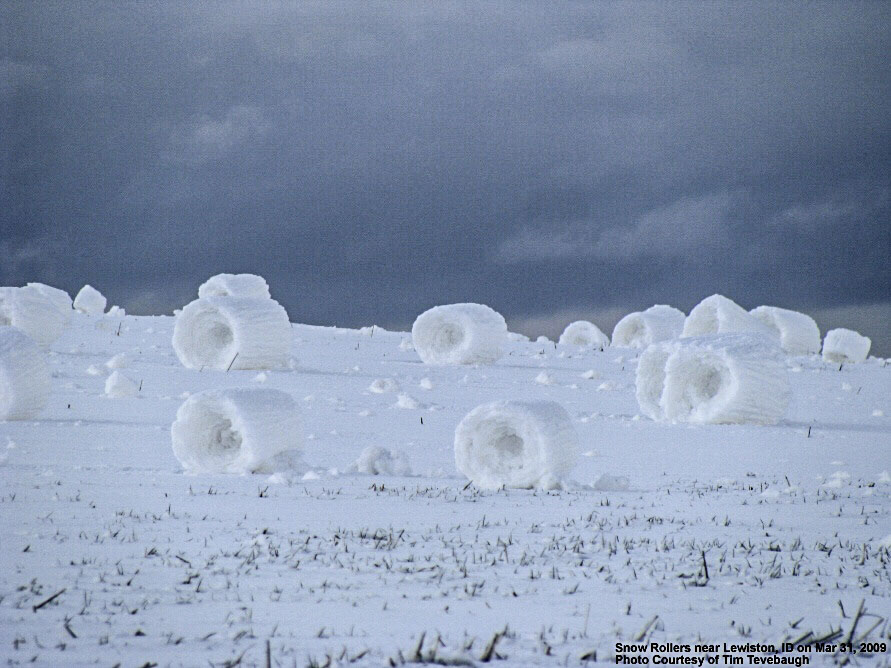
[1,2,889,352]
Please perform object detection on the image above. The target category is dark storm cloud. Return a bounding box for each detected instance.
[2,2,889,351]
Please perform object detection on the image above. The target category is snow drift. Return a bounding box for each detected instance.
[0,326,51,420]
[636,334,789,425]
[171,388,301,474]
[0,287,69,347]
[411,303,507,365]
[198,273,271,300]
[750,306,821,355]
[454,400,579,489]
[172,297,291,370]
[822,328,871,364]
[612,305,685,348]
[682,295,776,340]
[74,285,107,315]
[558,321,609,349]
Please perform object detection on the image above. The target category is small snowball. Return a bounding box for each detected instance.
[105,370,138,398]
[350,446,412,476]
[394,393,419,409]
[419,377,433,390]
[105,353,131,369]
[369,378,400,394]
[535,371,555,385]
[74,285,107,315]
[593,474,630,491]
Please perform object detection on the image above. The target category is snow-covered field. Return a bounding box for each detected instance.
[1,312,889,666]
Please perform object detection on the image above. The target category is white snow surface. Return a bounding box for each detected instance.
[73,284,107,315]
[683,294,777,340]
[558,320,610,349]
[822,327,872,364]
[612,304,685,348]
[455,400,579,490]
[0,286,69,347]
[0,313,889,666]
[197,273,271,300]
[171,387,302,474]
[0,326,51,420]
[411,303,507,365]
[172,296,291,370]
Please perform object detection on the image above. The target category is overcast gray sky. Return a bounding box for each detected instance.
[2,2,889,352]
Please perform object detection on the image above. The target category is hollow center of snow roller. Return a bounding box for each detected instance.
[670,355,728,418]
[210,418,242,453]
[188,310,236,368]
[474,419,528,476]
[432,323,464,352]
[181,402,244,467]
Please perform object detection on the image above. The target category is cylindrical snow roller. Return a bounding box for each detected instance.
[682,294,777,340]
[454,400,579,489]
[172,297,291,370]
[558,321,610,349]
[612,305,685,348]
[637,334,790,425]
[750,306,821,356]
[635,340,678,421]
[412,303,507,365]
[198,273,271,300]
[171,388,302,473]
[73,285,107,315]
[0,287,69,347]
[0,326,51,420]
[822,328,871,364]
[26,283,72,318]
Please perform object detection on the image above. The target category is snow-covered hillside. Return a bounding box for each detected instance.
[1,313,889,666]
